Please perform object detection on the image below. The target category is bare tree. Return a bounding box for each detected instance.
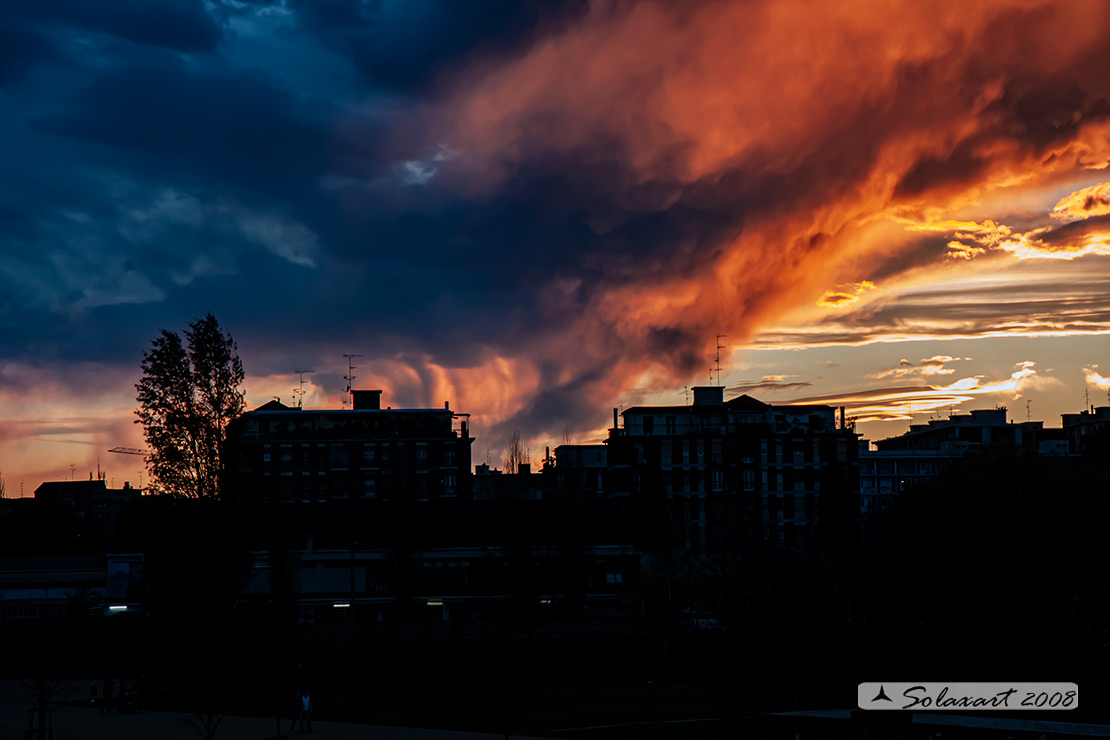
[505,430,530,473]
[18,676,76,739]
[181,703,225,740]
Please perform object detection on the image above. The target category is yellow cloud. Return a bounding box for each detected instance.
[817,280,877,308]
[1052,182,1110,220]
[1085,364,1110,390]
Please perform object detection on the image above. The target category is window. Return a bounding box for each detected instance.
[416,447,428,460]
[661,440,672,465]
[606,572,622,585]
[793,449,804,465]
[643,416,654,435]
[443,449,456,466]
[682,440,690,464]
[363,446,375,462]
[760,442,768,463]
[743,469,755,491]
[443,474,457,494]
[328,444,350,468]
[665,416,677,434]
[362,479,377,497]
[263,452,271,463]
[711,470,724,492]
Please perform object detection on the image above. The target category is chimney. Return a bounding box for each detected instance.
[839,406,846,429]
[613,407,619,430]
[352,390,382,410]
[445,401,450,410]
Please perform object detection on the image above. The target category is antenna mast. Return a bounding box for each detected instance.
[342,354,364,407]
[714,334,727,387]
[1026,399,1031,422]
[293,369,315,408]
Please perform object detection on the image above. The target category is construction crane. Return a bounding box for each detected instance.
[108,447,148,457]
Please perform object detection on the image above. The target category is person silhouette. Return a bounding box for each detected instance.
[297,689,312,733]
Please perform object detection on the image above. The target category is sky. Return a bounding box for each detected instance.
[2,0,1110,492]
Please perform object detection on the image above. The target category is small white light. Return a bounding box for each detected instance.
[332,602,350,608]
[426,600,443,607]
[108,605,127,611]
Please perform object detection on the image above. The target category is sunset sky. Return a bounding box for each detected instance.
[2,0,1110,491]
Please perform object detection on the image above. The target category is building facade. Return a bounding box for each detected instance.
[225,390,474,501]
[603,387,858,550]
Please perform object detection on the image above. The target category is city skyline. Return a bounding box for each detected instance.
[3,0,1110,489]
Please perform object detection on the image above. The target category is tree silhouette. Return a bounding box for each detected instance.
[505,429,530,473]
[136,313,244,498]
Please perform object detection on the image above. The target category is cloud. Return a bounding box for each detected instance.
[728,379,812,394]
[750,253,1110,348]
[817,281,877,308]
[5,0,1110,481]
[873,354,967,379]
[1085,364,1110,390]
[1052,182,1110,220]
[788,361,1058,422]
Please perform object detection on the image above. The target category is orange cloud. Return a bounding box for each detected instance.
[1052,182,1110,220]
[388,0,1110,452]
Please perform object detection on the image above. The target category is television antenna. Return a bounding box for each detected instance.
[714,334,727,387]
[293,369,315,408]
[342,354,364,406]
[1026,399,1031,422]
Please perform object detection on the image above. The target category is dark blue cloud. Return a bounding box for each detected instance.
[291,0,587,93]
[0,22,57,86]
[9,0,222,53]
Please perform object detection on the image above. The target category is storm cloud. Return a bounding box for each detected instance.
[3,0,1110,480]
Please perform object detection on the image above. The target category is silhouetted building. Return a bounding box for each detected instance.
[857,444,950,516]
[226,391,474,501]
[1061,405,1110,455]
[554,444,609,499]
[873,407,1043,453]
[606,387,858,550]
[34,479,141,521]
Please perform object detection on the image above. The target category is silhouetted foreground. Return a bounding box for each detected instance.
[3,449,1108,736]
